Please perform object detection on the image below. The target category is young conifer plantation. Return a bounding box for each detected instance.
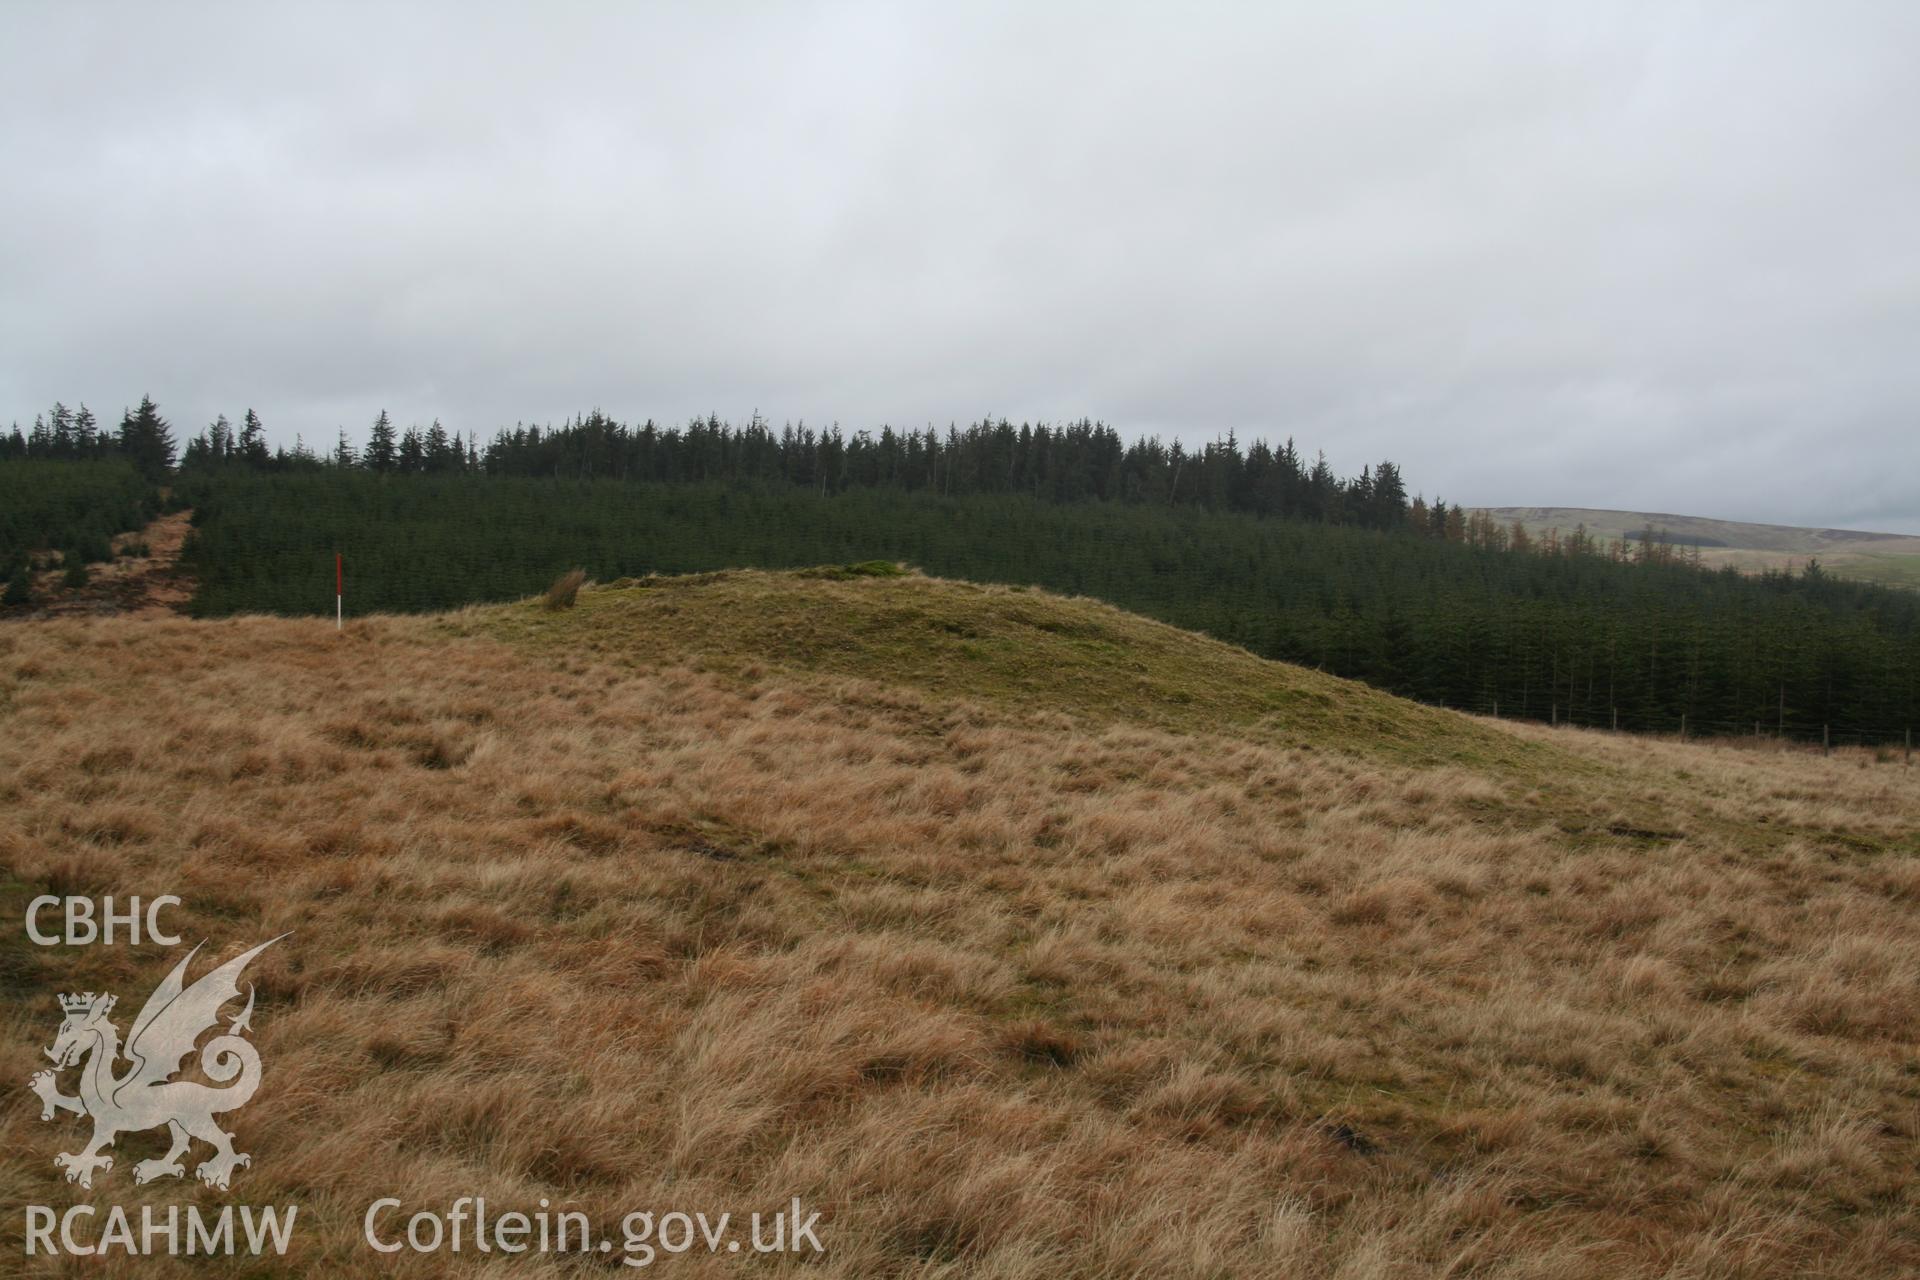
[0,399,179,603]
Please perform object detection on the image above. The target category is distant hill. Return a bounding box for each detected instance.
[1479,506,1920,587]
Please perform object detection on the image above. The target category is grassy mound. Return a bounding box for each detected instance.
[2,588,1915,1275]
[461,566,1543,770]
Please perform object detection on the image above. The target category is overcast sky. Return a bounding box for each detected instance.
[3,3,1917,530]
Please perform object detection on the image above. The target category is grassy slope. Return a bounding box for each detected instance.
[1482,505,1920,587]
[453,566,1544,772]
[1,569,1916,1277]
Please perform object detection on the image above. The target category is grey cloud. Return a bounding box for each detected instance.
[3,1,1916,529]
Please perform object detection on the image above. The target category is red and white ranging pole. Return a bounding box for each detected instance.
[336,552,343,631]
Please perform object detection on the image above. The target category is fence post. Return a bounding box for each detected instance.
[1492,700,1498,719]
[1906,728,1911,767]
[1823,725,1830,757]
[1551,702,1557,727]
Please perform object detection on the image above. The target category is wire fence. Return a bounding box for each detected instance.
[1456,695,1916,762]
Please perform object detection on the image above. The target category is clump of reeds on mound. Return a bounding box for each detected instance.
[543,568,588,610]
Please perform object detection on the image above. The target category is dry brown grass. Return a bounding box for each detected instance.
[0,582,1915,1276]
[541,568,587,611]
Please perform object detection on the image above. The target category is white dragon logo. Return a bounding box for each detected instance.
[27,936,283,1191]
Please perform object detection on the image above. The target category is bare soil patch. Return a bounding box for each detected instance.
[4,508,195,620]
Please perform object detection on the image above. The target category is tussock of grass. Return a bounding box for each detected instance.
[797,559,909,580]
[0,587,1916,1275]
[542,566,587,610]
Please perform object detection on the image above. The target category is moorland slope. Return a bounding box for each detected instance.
[2,569,1915,1276]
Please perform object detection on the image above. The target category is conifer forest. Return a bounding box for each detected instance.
[6,401,1917,745]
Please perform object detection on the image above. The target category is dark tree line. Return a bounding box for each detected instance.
[12,396,1917,744]
[467,412,1423,531]
[1,397,179,482]
[165,407,1435,533]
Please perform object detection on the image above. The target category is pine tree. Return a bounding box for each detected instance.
[49,403,74,458]
[424,419,453,472]
[1306,452,1338,522]
[1370,461,1408,530]
[181,428,211,469]
[398,426,425,474]
[239,409,269,467]
[366,410,396,473]
[116,396,176,481]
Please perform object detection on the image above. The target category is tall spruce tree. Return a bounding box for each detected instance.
[116,396,176,481]
[238,409,269,467]
[365,410,396,473]
[397,425,425,474]
[424,419,455,472]
[49,403,74,458]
